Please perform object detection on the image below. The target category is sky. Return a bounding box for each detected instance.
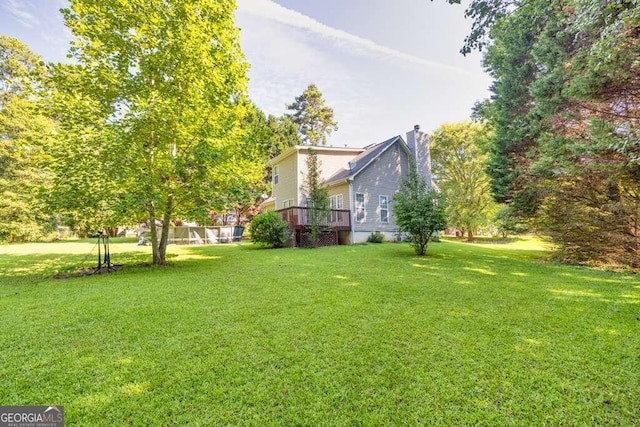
[0,0,492,147]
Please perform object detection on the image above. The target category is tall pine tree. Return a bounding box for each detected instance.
[286,84,338,146]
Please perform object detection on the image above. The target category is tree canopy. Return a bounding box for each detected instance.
[459,0,640,267]
[430,121,497,241]
[50,0,249,265]
[0,36,54,242]
[223,101,301,224]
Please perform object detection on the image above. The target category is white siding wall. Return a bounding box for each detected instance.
[297,147,361,203]
[328,182,350,210]
[272,152,299,209]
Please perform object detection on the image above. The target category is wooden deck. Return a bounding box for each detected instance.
[276,207,351,247]
[276,206,351,231]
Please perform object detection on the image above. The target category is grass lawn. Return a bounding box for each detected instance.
[1,238,638,425]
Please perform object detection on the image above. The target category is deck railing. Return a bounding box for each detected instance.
[276,206,351,230]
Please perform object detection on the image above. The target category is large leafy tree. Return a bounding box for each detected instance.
[286,83,338,146]
[455,0,640,267]
[219,100,272,225]
[51,0,248,265]
[0,36,54,242]
[392,166,447,256]
[430,121,497,241]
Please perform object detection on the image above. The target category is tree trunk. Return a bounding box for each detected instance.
[149,196,174,266]
[149,204,163,266]
[415,233,428,256]
[105,227,119,237]
[467,229,474,242]
[157,195,174,265]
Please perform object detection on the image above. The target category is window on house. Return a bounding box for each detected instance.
[330,194,344,223]
[355,193,365,222]
[305,197,314,208]
[283,199,294,209]
[379,195,389,223]
[330,194,343,210]
[273,166,279,185]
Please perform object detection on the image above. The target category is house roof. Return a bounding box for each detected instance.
[325,135,405,185]
[268,144,364,167]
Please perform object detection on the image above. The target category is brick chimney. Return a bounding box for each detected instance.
[406,124,432,189]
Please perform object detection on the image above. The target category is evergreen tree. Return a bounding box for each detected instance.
[286,84,338,146]
[302,148,329,247]
[266,114,301,158]
[456,0,640,267]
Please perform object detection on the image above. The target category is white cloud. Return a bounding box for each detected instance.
[237,0,470,75]
[237,12,357,116]
[2,0,40,28]
[235,6,437,147]
[236,1,491,147]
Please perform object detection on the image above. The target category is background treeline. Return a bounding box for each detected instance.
[457,0,640,268]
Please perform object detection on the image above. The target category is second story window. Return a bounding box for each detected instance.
[273,166,279,185]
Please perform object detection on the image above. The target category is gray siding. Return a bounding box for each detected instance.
[352,141,411,233]
[406,128,433,189]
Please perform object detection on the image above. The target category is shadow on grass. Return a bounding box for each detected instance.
[548,286,640,306]
[0,251,153,284]
[441,236,523,245]
[0,240,236,287]
[386,240,547,264]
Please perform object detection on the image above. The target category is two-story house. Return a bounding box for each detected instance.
[264,125,433,246]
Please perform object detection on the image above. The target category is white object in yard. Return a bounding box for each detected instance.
[191,230,204,244]
[205,228,218,244]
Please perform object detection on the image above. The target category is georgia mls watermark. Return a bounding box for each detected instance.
[0,406,63,427]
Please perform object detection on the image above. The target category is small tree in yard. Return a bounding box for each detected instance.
[302,148,330,247]
[494,205,527,238]
[392,167,447,256]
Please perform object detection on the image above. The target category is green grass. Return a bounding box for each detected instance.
[1,239,638,425]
